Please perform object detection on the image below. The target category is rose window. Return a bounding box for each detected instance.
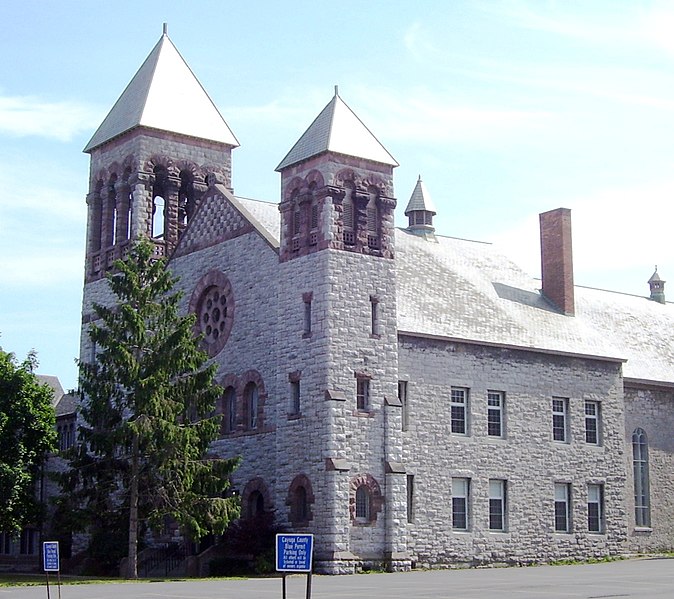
[190,271,234,357]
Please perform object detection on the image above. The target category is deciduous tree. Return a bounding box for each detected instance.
[0,348,57,534]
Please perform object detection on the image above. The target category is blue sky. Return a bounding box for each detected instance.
[2,0,674,390]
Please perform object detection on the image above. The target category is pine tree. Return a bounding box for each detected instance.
[62,239,239,578]
[0,349,57,534]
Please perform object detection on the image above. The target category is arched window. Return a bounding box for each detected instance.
[222,386,236,434]
[294,486,308,522]
[355,486,371,522]
[152,196,165,238]
[366,190,379,249]
[343,182,355,245]
[632,428,651,527]
[248,490,264,518]
[287,474,314,526]
[245,383,259,430]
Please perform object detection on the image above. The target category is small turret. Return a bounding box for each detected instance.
[648,267,666,304]
[404,176,436,239]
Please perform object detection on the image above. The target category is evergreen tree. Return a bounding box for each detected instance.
[0,348,57,534]
[61,239,239,578]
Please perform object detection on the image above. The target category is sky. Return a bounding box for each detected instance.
[2,0,674,391]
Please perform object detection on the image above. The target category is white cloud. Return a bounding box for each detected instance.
[0,94,100,141]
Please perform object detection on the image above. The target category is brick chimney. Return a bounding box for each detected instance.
[539,208,575,316]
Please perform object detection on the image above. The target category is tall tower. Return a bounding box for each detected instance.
[82,26,238,283]
[275,89,409,572]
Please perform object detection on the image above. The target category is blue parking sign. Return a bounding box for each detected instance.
[43,541,60,572]
[276,534,313,572]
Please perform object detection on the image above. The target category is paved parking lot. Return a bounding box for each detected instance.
[3,557,674,599]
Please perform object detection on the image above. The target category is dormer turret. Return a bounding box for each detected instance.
[648,267,666,304]
[404,176,437,239]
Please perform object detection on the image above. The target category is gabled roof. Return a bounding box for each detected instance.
[276,88,398,171]
[84,30,238,152]
[171,185,279,258]
[405,176,437,215]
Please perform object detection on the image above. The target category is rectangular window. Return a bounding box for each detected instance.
[302,292,313,337]
[356,378,370,411]
[552,397,569,442]
[584,401,600,444]
[554,483,571,533]
[406,474,415,523]
[452,478,470,530]
[0,532,11,555]
[19,528,37,555]
[588,484,604,533]
[489,479,506,531]
[399,380,409,431]
[450,387,468,434]
[290,380,301,415]
[487,391,504,437]
[370,295,379,336]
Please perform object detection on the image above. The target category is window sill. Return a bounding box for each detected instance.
[287,413,302,421]
[633,526,653,534]
[354,409,375,417]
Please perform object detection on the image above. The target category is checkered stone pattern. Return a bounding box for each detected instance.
[174,191,251,257]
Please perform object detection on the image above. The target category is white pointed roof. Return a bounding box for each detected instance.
[84,30,238,152]
[276,88,398,171]
[405,176,437,215]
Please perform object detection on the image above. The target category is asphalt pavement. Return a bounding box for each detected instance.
[2,557,673,599]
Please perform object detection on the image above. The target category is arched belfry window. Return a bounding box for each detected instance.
[91,180,104,253]
[152,166,168,239]
[178,170,195,230]
[106,175,118,248]
[343,181,355,245]
[152,197,165,238]
[366,188,379,249]
[632,428,651,527]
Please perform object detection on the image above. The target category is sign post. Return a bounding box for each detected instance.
[275,534,314,599]
[43,541,61,599]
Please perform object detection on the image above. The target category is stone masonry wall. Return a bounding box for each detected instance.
[399,336,628,567]
[624,384,674,552]
[171,231,280,504]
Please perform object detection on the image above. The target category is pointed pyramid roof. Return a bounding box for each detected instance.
[84,27,238,152]
[276,87,398,171]
[405,176,437,215]
[649,267,664,284]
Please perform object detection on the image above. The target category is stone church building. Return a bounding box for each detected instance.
[78,29,674,573]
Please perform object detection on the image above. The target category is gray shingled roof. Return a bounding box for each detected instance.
[405,176,437,215]
[276,90,398,171]
[84,32,238,152]
[396,229,674,383]
[36,374,65,406]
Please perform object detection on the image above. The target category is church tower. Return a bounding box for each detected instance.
[275,89,410,572]
[82,26,238,282]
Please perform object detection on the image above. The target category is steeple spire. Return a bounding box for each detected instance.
[84,29,238,152]
[276,90,398,171]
